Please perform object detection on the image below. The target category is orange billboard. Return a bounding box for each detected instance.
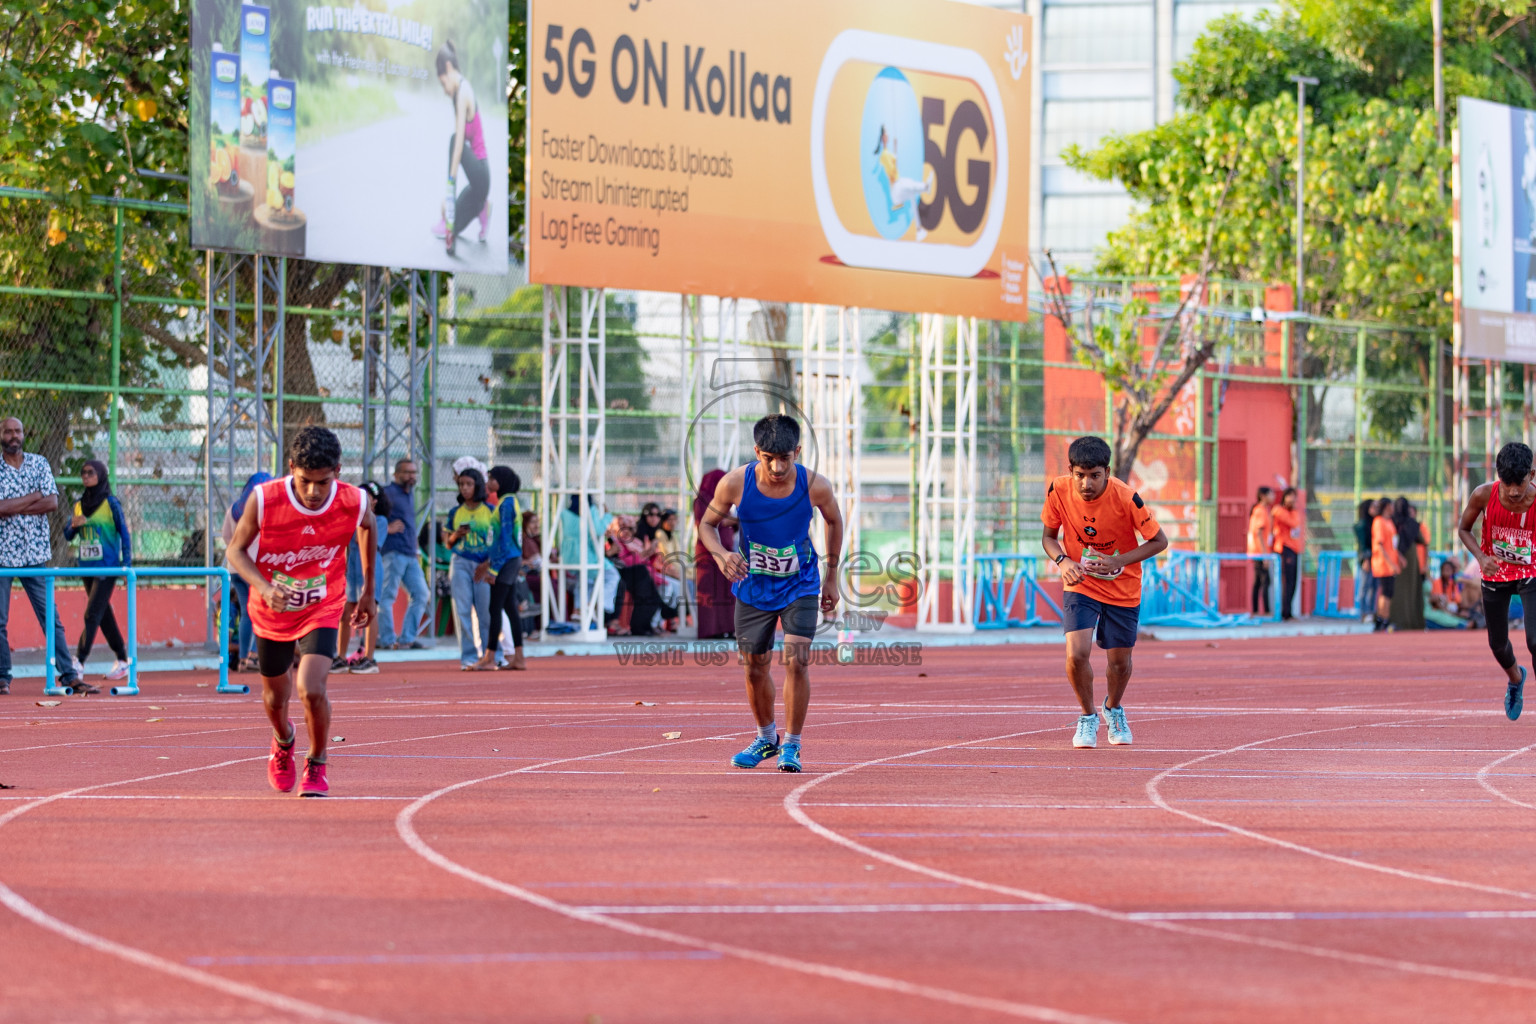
[527,0,1033,320]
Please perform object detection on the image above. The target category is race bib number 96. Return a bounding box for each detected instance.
[747,541,800,577]
[273,571,327,611]
[1493,539,1533,565]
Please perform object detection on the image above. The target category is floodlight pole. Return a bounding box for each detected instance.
[1432,0,1444,147]
[1290,75,1319,313]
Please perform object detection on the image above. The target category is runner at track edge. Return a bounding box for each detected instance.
[1456,441,1536,722]
[697,414,842,773]
[1041,436,1168,748]
[227,426,375,796]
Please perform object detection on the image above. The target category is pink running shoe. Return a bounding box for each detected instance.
[478,200,491,242]
[268,725,297,792]
[299,758,329,798]
[431,215,449,239]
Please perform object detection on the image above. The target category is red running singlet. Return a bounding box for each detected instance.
[1481,482,1536,584]
[246,477,365,642]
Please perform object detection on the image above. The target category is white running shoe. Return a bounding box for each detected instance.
[1072,713,1099,748]
[1102,701,1133,745]
[105,660,130,681]
[71,655,84,677]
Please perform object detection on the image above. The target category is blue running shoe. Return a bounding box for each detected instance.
[731,735,780,769]
[777,741,803,773]
[1507,666,1526,722]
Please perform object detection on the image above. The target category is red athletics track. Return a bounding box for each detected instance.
[1,631,1534,1023]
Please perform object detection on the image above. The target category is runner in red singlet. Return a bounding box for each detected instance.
[1457,441,1536,722]
[227,427,375,796]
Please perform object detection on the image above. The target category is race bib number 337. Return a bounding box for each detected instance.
[747,541,800,577]
[273,571,327,610]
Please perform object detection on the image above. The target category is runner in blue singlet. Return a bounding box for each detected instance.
[697,415,844,773]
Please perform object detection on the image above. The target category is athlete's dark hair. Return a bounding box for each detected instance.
[360,480,391,518]
[1280,486,1297,501]
[1357,499,1374,523]
[486,465,520,497]
[1497,442,1534,485]
[1067,435,1112,471]
[288,426,341,471]
[457,467,487,504]
[1249,486,1273,517]
[753,414,800,455]
[435,39,459,77]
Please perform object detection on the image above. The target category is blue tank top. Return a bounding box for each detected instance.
[732,462,821,610]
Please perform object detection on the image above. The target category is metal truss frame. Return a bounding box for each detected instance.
[916,313,978,632]
[802,306,861,569]
[540,285,607,642]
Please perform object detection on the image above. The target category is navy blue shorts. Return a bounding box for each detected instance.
[1062,592,1140,650]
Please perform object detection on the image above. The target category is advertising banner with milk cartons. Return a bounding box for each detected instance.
[190,0,509,272]
[526,0,1033,320]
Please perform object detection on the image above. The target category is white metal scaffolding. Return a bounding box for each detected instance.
[916,313,978,632]
[540,285,607,642]
[676,296,747,558]
[801,306,861,566]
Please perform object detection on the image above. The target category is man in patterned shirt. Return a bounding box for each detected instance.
[0,417,79,695]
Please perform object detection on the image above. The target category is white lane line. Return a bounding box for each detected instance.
[395,727,1126,1024]
[1146,721,1536,902]
[1475,743,1536,811]
[0,720,561,1024]
[782,718,1536,992]
[575,903,1080,915]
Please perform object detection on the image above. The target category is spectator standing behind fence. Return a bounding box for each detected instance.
[1246,487,1275,616]
[0,417,80,695]
[521,509,542,638]
[1389,495,1426,631]
[1370,497,1403,632]
[379,459,431,650]
[693,468,737,639]
[446,468,497,669]
[476,465,526,671]
[1271,487,1305,621]
[64,459,130,686]
[222,472,273,672]
[1353,499,1377,623]
[334,481,388,675]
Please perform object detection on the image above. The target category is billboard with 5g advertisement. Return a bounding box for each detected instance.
[1458,95,1536,363]
[527,0,1034,320]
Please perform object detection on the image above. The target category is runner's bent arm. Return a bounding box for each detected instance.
[353,511,377,628]
[697,469,747,582]
[809,472,843,615]
[1041,526,1085,586]
[226,496,287,612]
[1457,485,1498,577]
[1099,528,1169,573]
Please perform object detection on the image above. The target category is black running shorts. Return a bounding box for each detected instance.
[735,595,820,656]
[1373,574,1396,600]
[256,627,340,677]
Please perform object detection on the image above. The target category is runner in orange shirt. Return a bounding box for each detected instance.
[1270,487,1305,621]
[1246,487,1275,615]
[1042,436,1169,749]
[1369,497,1402,632]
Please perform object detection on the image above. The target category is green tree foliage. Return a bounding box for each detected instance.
[1064,0,1536,447]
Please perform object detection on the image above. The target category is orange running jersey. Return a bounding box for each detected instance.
[246,477,366,642]
[1246,505,1272,556]
[1041,475,1161,607]
[1270,505,1304,554]
[1370,516,1399,578]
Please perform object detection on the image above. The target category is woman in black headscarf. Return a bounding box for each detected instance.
[1388,495,1425,631]
[64,459,132,689]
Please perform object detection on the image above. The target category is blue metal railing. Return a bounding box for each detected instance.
[1,567,245,697]
[974,554,1063,629]
[1313,551,1359,619]
[1142,552,1280,627]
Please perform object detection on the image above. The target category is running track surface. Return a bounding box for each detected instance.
[1,632,1533,1024]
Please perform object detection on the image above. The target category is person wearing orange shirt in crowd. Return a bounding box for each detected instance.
[1042,436,1169,749]
[1370,497,1403,632]
[1246,487,1275,616]
[1270,487,1305,621]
